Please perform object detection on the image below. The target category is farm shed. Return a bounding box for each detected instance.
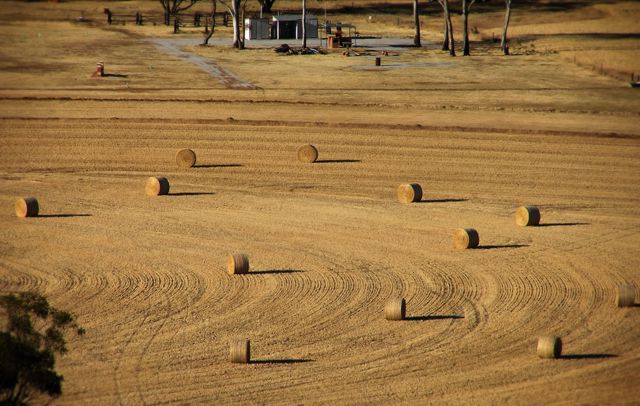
[271,14,318,40]
[244,18,270,40]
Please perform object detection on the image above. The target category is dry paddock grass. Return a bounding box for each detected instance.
[1,0,640,404]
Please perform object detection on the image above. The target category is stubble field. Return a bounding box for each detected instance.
[1,0,639,404]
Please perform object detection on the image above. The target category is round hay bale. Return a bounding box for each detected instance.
[453,228,479,250]
[617,284,635,307]
[516,206,541,226]
[537,336,562,359]
[227,254,249,275]
[397,183,422,204]
[145,176,170,196]
[15,197,39,218]
[229,338,250,363]
[176,148,197,168]
[297,144,318,163]
[385,297,406,320]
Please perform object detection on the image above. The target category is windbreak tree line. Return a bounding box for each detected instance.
[419,0,512,56]
[161,0,514,55]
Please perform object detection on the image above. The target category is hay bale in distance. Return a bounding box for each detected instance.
[227,254,250,275]
[397,183,423,204]
[15,197,39,217]
[176,148,197,168]
[297,144,319,163]
[453,228,479,250]
[537,336,562,359]
[229,338,250,363]
[617,284,635,307]
[516,206,541,226]
[385,297,406,320]
[145,176,170,196]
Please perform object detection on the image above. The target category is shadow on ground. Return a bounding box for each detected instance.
[37,214,92,218]
[168,192,214,196]
[477,244,529,250]
[250,269,305,274]
[315,159,361,164]
[538,222,590,227]
[251,359,312,364]
[405,315,464,321]
[560,354,616,360]
[417,198,467,203]
[194,164,243,168]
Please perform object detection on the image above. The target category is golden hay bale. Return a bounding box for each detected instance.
[397,183,423,204]
[15,197,39,217]
[516,206,541,226]
[176,148,197,168]
[617,284,635,307]
[297,144,318,163]
[385,297,406,320]
[453,228,479,250]
[227,254,250,275]
[537,336,562,359]
[145,176,170,196]
[229,338,250,363]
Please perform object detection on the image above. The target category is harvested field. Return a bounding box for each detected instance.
[1,0,639,404]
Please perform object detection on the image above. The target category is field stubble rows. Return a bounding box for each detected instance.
[1,116,639,403]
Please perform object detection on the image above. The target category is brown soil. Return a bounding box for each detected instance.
[1,1,639,404]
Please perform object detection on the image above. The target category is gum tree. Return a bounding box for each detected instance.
[219,0,248,48]
[501,0,512,54]
[0,292,84,405]
[437,0,455,56]
[159,0,201,25]
[461,0,476,55]
[413,0,421,47]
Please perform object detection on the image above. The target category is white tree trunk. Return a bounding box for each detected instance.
[413,0,421,47]
[501,0,512,54]
[302,0,307,48]
[231,0,241,48]
[443,0,455,56]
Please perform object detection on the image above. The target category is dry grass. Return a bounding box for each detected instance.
[397,183,422,204]
[227,253,250,275]
[297,144,319,163]
[0,1,639,404]
[384,297,406,321]
[453,228,479,250]
[145,176,170,196]
[229,338,251,363]
[515,206,540,227]
[14,197,38,218]
[537,336,562,359]
[176,148,197,168]
[617,285,635,308]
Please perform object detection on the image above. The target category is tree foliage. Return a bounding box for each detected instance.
[0,292,83,406]
[257,0,276,13]
[159,0,201,25]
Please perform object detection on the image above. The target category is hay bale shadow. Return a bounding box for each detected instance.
[194,164,243,168]
[250,269,304,275]
[37,214,92,218]
[167,192,215,196]
[314,159,361,164]
[251,358,312,364]
[416,198,467,203]
[560,354,616,360]
[537,222,590,227]
[405,315,464,321]
[477,244,529,250]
